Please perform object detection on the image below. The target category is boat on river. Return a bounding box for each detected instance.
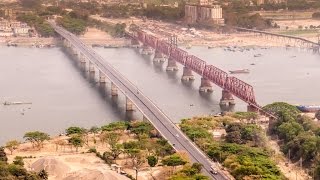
[229,69,250,74]
[296,105,320,112]
[3,101,32,105]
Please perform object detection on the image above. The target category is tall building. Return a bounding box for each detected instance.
[185,3,224,25]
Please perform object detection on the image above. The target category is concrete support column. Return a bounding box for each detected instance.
[131,39,140,48]
[126,97,134,111]
[166,58,178,71]
[89,62,95,72]
[99,71,106,85]
[79,55,86,71]
[199,77,213,92]
[181,67,195,81]
[111,82,118,96]
[89,62,95,80]
[153,50,165,62]
[219,89,235,106]
[247,104,259,112]
[141,45,152,55]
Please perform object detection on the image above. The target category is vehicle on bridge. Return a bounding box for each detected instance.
[210,165,218,175]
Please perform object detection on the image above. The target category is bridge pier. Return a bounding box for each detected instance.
[111,82,118,96]
[199,78,213,92]
[247,104,259,112]
[181,67,195,81]
[79,56,86,72]
[99,71,106,86]
[126,97,134,111]
[153,50,165,62]
[89,62,95,80]
[131,39,140,48]
[166,58,178,71]
[141,45,153,55]
[219,89,235,106]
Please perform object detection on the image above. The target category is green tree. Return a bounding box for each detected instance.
[129,121,153,135]
[155,139,174,157]
[103,143,123,163]
[277,121,304,142]
[5,140,20,155]
[89,126,100,144]
[101,122,129,132]
[23,131,50,149]
[162,154,187,172]
[56,16,87,35]
[191,163,203,173]
[68,135,84,152]
[38,169,48,180]
[8,164,28,177]
[100,132,120,148]
[147,155,158,167]
[0,147,8,163]
[66,126,84,135]
[13,156,24,166]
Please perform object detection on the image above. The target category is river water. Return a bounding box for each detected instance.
[0,45,319,145]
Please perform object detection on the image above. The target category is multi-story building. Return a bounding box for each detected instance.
[185,3,224,25]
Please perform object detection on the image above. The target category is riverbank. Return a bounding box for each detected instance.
[4,122,172,180]
[0,28,130,47]
[90,15,319,48]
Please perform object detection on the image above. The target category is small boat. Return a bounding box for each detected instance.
[254,54,262,57]
[3,101,32,105]
[296,105,320,113]
[250,63,256,65]
[229,69,250,74]
[208,46,214,49]
[186,44,192,49]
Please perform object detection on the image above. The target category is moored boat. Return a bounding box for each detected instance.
[296,105,320,112]
[229,69,250,74]
[3,101,32,105]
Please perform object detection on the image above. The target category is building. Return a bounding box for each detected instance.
[185,3,224,25]
[256,0,286,5]
[0,20,30,37]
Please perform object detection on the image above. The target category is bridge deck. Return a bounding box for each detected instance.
[49,21,228,180]
[235,27,319,46]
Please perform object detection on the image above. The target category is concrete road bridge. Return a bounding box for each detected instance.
[49,21,231,180]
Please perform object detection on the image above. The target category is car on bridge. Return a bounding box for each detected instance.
[210,165,218,175]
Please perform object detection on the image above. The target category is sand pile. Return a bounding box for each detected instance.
[31,157,71,178]
[64,169,126,180]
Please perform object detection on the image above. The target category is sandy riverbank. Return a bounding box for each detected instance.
[0,28,129,47]
[91,15,320,48]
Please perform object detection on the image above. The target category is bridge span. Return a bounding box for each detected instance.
[49,21,230,180]
[129,30,276,119]
[235,27,319,49]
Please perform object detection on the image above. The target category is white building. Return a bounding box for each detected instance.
[13,27,30,36]
[185,4,224,25]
